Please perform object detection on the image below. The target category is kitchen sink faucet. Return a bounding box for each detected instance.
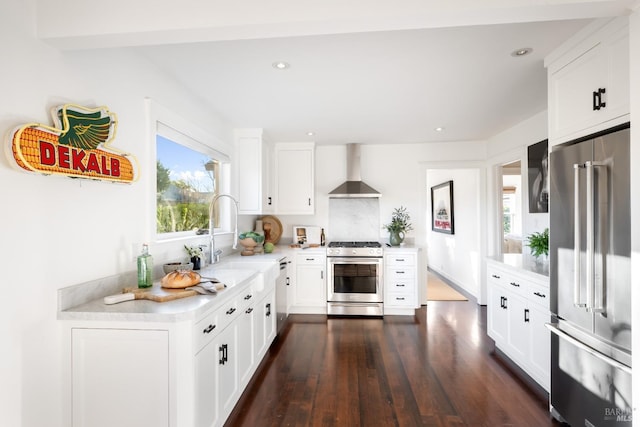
[209,194,239,264]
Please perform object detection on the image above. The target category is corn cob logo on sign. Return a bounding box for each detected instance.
[8,104,137,182]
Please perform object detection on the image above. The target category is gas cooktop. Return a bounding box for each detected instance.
[326,241,383,257]
[327,241,382,248]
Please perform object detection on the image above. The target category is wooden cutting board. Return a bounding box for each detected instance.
[122,285,198,302]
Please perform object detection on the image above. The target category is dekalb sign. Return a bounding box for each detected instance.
[8,104,137,183]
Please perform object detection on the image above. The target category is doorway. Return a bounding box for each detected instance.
[501,160,522,254]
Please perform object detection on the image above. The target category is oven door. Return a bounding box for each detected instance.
[327,257,383,303]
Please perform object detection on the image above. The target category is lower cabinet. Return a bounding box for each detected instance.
[65,276,277,427]
[289,251,327,314]
[487,260,550,391]
[384,249,420,315]
[71,328,170,427]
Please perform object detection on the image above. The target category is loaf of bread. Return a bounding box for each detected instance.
[161,270,201,289]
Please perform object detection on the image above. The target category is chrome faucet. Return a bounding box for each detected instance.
[209,194,239,264]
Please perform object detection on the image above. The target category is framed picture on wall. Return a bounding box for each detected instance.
[527,139,549,213]
[431,180,454,234]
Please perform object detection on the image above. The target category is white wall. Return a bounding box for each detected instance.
[0,1,237,426]
[426,169,482,297]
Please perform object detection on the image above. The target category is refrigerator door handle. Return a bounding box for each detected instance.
[573,163,586,308]
[585,161,595,311]
[586,161,606,313]
[545,323,631,375]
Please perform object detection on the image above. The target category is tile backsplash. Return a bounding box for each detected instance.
[329,198,380,241]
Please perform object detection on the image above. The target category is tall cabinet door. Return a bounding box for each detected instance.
[275,143,315,214]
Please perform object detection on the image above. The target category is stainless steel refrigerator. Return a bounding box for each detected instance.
[548,123,632,426]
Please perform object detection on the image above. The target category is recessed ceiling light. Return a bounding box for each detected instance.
[511,47,533,57]
[307,131,314,136]
[272,61,290,70]
[435,127,444,132]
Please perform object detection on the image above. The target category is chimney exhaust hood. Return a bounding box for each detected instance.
[329,143,380,198]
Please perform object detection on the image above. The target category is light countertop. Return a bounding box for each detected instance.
[488,253,549,279]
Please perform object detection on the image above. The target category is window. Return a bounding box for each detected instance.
[155,126,229,238]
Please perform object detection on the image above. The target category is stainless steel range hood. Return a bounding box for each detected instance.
[329,143,380,198]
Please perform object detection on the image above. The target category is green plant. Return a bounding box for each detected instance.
[526,228,549,257]
[184,245,203,258]
[383,206,414,233]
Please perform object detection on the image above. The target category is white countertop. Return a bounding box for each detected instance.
[58,254,282,323]
[488,253,549,279]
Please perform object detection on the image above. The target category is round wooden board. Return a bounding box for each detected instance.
[261,215,283,244]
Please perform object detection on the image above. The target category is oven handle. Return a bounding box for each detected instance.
[327,257,383,264]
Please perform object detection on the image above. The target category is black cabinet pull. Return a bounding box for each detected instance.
[500,296,504,309]
[244,294,253,300]
[396,271,405,274]
[397,284,406,287]
[286,277,290,286]
[203,324,216,334]
[268,196,272,205]
[223,344,228,364]
[219,344,226,365]
[524,309,530,323]
[396,297,405,301]
[510,281,520,287]
[226,307,236,315]
[593,88,606,110]
[503,297,508,309]
[533,292,546,298]
[396,258,405,262]
[492,274,500,279]
[266,303,271,317]
[308,198,311,206]
[245,307,253,314]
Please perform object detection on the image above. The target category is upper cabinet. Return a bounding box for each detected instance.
[235,129,274,215]
[545,16,629,146]
[274,142,315,215]
[235,133,315,215]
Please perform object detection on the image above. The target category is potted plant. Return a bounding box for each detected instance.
[526,228,549,260]
[383,206,414,246]
[184,245,204,270]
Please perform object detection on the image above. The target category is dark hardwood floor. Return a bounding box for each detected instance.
[225,300,562,426]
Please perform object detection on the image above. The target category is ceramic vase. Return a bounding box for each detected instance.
[389,230,405,246]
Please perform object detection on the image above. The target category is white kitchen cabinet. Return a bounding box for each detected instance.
[274,143,315,214]
[289,251,326,313]
[63,265,279,427]
[546,16,629,146]
[486,260,550,391]
[384,250,420,315]
[71,328,170,427]
[235,129,274,214]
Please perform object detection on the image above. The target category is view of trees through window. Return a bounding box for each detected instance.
[156,135,220,234]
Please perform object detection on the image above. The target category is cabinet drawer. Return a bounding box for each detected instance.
[386,254,416,267]
[487,266,508,287]
[386,267,415,280]
[296,255,325,265]
[194,308,221,352]
[527,283,550,310]
[386,280,414,294]
[385,293,416,307]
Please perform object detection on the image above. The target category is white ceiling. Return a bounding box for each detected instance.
[39,0,636,145]
[134,21,589,144]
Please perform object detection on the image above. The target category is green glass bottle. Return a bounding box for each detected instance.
[137,244,153,288]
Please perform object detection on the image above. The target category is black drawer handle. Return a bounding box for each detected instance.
[510,282,520,287]
[266,303,271,317]
[524,308,530,323]
[246,307,253,314]
[396,297,405,301]
[226,307,236,315]
[533,292,546,298]
[395,258,405,262]
[306,258,315,261]
[593,87,606,111]
[244,294,253,300]
[203,324,216,334]
[396,284,406,287]
[396,271,405,274]
[492,274,500,279]
[268,196,272,205]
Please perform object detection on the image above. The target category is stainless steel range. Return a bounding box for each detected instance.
[326,241,383,316]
